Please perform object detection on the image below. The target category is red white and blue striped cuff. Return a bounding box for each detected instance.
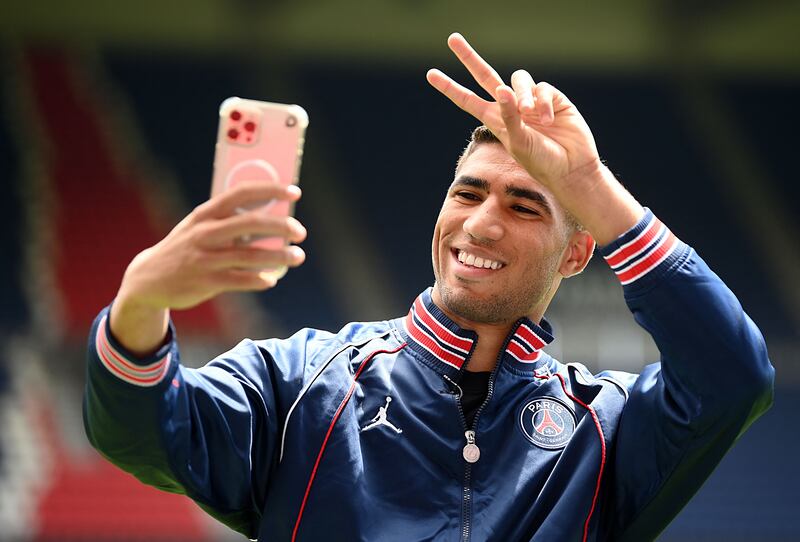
[95,314,172,387]
[600,209,684,287]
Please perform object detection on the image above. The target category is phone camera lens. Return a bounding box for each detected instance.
[286,115,297,127]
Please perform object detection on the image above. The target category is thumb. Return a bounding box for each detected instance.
[496,84,527,144]
[496,85,544,160]
[497,84,552,166]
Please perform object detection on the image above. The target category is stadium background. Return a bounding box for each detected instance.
[0,1,798,540]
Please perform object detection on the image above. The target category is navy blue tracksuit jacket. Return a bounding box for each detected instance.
[84,210,774,541]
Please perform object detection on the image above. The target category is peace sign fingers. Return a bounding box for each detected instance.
[446,33,505,99]
[426,68,497,127]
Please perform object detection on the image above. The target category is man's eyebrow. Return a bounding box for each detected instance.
[505,185,553,216]
[451,175,489,191]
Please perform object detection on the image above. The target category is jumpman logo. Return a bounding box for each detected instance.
[361,396,403,434]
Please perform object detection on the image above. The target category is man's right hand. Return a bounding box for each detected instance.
[109,181,307,356]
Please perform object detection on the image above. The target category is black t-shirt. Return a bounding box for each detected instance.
[460,370,491,428]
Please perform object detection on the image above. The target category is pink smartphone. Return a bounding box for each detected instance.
[211,97,308,280]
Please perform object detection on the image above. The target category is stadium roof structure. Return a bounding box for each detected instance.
[1,0,798,75]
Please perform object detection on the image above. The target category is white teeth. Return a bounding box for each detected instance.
[456,250,503,270]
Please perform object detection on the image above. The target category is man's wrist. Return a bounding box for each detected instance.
[558,158,608,195]
[554,160,645,246]
[109,292,170,358]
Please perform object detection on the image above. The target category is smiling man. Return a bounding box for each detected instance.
[84,34,774,542]
[432,132,593,374]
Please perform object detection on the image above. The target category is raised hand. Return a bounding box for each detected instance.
[110,181,307,354]
[426,33,601,188]
[119,181,306,310]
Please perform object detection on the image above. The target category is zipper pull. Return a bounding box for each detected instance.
[462,430,480,463]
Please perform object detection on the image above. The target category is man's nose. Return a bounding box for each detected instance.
[463,203,504,242]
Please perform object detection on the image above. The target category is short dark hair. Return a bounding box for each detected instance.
[455,126,583,232]
[455,125,499,172]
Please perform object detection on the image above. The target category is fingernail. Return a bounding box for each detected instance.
[258,272,277,287]
[286,184,303,200]
[289,245,305,261]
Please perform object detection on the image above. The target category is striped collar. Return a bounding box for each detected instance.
[401,288,555,378]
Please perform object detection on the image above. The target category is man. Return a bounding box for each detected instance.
[84,34,774,541]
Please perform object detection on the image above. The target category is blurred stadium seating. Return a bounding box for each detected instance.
[0,1,798,540]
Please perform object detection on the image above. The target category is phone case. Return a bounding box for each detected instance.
[211,97,308,279]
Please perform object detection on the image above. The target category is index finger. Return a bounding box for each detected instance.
[194,181,301,221]
[426,68,494,124]
[447,33,505,99]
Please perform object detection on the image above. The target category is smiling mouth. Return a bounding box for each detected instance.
[453,249,505,270]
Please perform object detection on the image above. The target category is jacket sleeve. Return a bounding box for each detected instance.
[82,306,310,538]
[596,209,774,541]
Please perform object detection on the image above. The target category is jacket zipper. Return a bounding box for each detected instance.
[444,343,508,542]
[442,375,473,542]
[450,390,473,542]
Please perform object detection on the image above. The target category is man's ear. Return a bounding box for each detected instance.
[559,230,595,278]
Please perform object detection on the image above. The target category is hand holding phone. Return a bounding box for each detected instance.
[211,97,308,281]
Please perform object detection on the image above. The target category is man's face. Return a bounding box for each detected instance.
[431,143,573,325]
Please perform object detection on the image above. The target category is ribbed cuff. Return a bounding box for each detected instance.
[94,312,174,387]
[599,208,686,290]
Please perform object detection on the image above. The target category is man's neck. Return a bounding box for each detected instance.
[432,297,545,373]
[431,286,552,372]
[465,328,511,372]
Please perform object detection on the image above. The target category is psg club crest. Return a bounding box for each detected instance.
[519,397,576,450]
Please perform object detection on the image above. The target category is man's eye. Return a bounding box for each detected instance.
[513,205,539,215]
[455,191,480,201]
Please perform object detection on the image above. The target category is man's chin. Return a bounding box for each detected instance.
[436,281,509,325]
[438,278,480,299]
